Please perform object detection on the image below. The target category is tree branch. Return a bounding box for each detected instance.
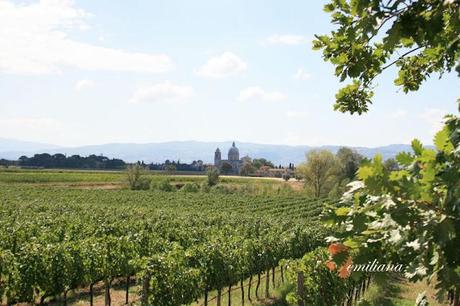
[381,46,423,71]
[363,46,423,87]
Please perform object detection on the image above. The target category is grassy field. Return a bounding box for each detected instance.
[0,168,293,185]
[0,168,125,183]
[0,168,304,197]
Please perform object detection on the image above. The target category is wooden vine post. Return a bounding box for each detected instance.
[204,286,208,306]
[125,275,130,305]
[141,272,151,306]
[297,271,305,306]
[248,275,252,301]
[228,285,231,306]
[281,265,284,283]
[265,269,270,298]
[240,280,245,306]
[104,279,111,306]
[216,288,222,306]
[89,283,94,306]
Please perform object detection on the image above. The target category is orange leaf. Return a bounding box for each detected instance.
[325,260,337,271]
[328,243,348,255]
[338,256,353,279]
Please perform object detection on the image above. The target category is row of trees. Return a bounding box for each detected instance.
[0,159,15,167]
[16,153,126,169]
[238,158,283,176]
[1,153,282,175]
[148,159,205,172]
[296,147,398,197]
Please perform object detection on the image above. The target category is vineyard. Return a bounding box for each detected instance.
[0,0,458,304]
[0,172,333,305]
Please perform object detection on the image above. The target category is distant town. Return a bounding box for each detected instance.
[0,141,297,178]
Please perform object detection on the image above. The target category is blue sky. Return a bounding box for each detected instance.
[0,0,458,147]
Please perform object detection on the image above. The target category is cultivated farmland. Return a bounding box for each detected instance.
[0,169,332,305]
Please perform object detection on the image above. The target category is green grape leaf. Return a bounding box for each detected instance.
[343,238,360,249]
[411,139,424,156]
[358,166,374,180]
[336,207,351,216]
[396,151,414,166]
[434,126,454,153]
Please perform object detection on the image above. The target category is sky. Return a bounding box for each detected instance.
[0,0,458,148]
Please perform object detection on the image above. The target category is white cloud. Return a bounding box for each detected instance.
[294,68,312,80]
[75,79,94,91]
[130,82,194,104]
[420,108,447,135]
[196,52,247,78]
[0,0,173,75]
[266,34,309,45]
[285,110,308,118]
[238,87,287,102]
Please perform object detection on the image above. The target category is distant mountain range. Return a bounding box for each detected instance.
[0,138,418,165]
[0,138,62,152]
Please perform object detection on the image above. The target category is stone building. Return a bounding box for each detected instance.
[214,142,243,174]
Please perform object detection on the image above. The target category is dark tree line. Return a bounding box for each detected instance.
[1,155,206,172]
[15,153,126,169]
[0,159,16,167]
[148,160,205,172]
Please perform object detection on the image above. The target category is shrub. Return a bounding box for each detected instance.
[126,164,150,190]
[206,167,219,186]
[180,182,200,193]
[132,177,151,190]
[151,178,175,192]
[282,172,291,181]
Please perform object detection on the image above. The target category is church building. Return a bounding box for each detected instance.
[214,142,243,174]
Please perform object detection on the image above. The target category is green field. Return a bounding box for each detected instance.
[0,168,292,189]
[0,169,330,305]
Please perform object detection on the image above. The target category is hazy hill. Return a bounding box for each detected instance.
[0,138,62,154]
[0,139,418,165]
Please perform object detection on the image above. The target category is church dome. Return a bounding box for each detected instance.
[228,142,239,161]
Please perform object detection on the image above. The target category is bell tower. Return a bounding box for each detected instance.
[214,148,221,166]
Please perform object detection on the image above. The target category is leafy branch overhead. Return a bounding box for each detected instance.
[313,0,460,114]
